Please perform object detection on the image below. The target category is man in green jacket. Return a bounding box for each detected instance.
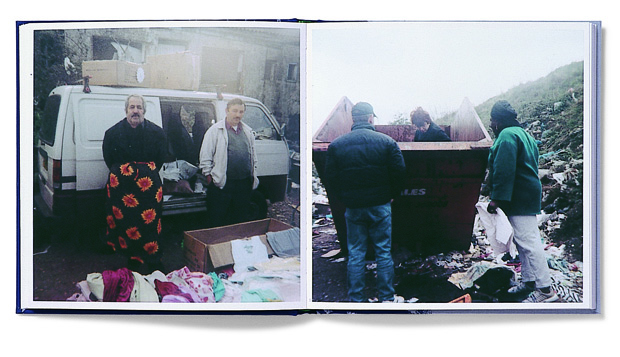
[487,100,558,303]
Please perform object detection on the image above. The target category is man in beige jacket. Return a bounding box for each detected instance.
[199,98,259,227]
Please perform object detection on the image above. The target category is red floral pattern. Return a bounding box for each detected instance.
[109,173,119,188]
[120,163,134,176]
[112,206,124,220]
[126,227,141,240]
[106,215,116,229]
[143,241,159,255]
[156,186,163,203]
[122,194,139,208]
[106,161,162,269]
[137,176,153,192]
[141,209,157,224]
[130,256,144,264]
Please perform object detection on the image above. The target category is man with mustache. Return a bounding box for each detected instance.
[102,94,168,274]
[199,98,259,228]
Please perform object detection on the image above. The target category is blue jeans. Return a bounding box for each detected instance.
[345,202,395,302]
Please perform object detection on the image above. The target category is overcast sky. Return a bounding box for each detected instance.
[309,21,590,134]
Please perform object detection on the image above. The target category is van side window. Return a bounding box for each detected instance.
[160,100,215,165]
[39,95,61,145]
[243,106,279,140]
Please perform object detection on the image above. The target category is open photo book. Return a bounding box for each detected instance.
[17,19,600,314]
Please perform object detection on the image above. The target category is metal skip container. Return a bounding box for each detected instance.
[312,97,493,255]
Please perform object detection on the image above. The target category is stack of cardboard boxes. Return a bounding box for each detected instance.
[82,52,201,91]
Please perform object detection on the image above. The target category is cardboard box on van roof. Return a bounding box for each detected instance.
[82,60,149,87]
[147,52,201,91]
[184,218,294,273]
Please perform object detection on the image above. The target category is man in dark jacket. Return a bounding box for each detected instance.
[102,95,168,170]
[102,94,168,274]
[486,100,558,303]
[410,107,451,142]
[323,102,406,302]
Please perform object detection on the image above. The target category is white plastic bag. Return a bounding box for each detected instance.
[475,202,517,259]
[162,160,199,181]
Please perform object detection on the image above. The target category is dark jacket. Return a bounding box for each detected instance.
[323,122,406,209]
[414,121,451,142]
[102,118,168,171]
[488,126,542,216]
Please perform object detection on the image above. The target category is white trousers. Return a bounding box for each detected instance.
[508,215,552,288]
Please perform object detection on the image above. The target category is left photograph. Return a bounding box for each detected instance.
[21,22,303,310]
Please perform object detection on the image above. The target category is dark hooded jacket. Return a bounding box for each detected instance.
[414,121,451,142]
[487,100,541,215]
[323,121,406,209]
[488,126,542,216]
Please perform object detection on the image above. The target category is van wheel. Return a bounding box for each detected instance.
[249,190,268,220]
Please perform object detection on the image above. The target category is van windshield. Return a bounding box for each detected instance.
[243,105,279,140]
[39,95,61,145]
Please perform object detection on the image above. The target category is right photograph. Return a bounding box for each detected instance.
[309,21,597,310]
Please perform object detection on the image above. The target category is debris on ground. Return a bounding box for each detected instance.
[311,169,583,304]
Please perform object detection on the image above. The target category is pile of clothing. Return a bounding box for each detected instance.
[68,228,301,303]
[161,159,205,196]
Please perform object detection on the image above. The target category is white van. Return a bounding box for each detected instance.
[35,84,291,235]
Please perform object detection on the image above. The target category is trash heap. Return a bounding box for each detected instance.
[312,167,584,303]
[520,91,585,262]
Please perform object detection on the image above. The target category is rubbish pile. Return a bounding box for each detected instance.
[520,97,585,261]
[392,203,583,303]
[312,169,583,303]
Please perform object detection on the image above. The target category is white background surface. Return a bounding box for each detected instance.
[3,1,617,355]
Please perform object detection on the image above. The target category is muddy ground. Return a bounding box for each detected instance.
[311,215,583,304]
[312,223,469,303]
[31,186,300,302]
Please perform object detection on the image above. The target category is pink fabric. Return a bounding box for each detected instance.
[155,280,195,303]
[166,267,216,303]
[102,268,135,302]
[162,295,191,303]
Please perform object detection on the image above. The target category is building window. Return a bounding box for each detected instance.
[264,60,277,81]
[286,63,299,82]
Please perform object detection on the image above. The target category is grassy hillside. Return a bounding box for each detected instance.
[474,62,583,126]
